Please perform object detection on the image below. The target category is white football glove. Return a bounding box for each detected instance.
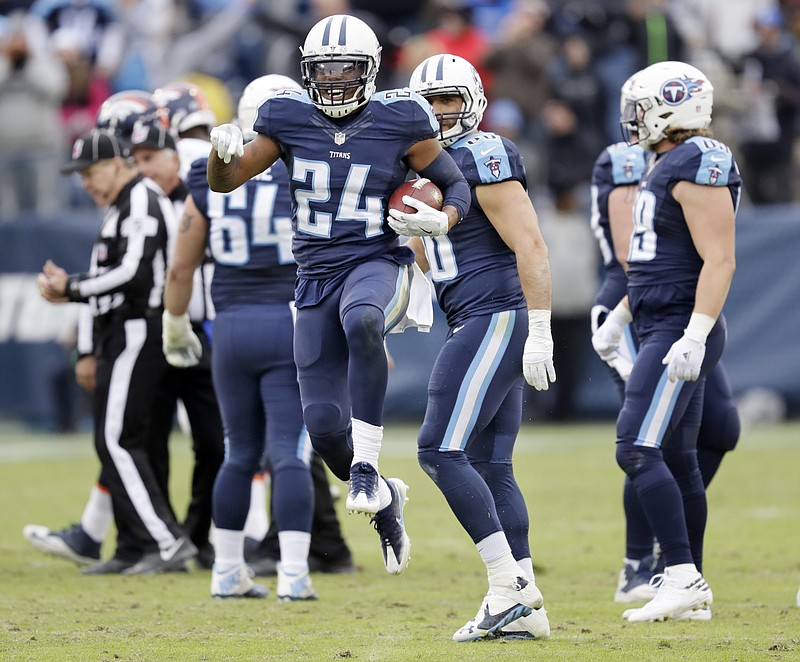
[591,301,632,364]
[523,310,556,391]
[388,196,449,237]
[591,304,632,381]
[210,123,244,164]
[162,311,202,368]
[662,331,705,382]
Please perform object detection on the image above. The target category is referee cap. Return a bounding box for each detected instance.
[61,129,124,173]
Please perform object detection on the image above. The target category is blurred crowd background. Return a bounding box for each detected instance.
[4,0,800,216]
[1,0,799,430]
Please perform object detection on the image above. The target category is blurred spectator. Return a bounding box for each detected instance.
[482,0,556,132]
[529,187,598,422]
[394,0,492,91]
[547,32,606,160]
[738,7,800,203]
[671,0,773,64]
[29,0,124,80]
[623,0,686,70]
[0,10,68,219]
[51,27,110,144]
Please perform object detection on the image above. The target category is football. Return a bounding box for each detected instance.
[388,178,444,214]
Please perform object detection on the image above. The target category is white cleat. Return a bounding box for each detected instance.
[370,477,410,575]
[211,563,268,599]
[674,606,712,621]
[497,605,551,639]
[453,574,543,642]
[623,567,712,622]
[346,462,380,515]
[277,563,319,601]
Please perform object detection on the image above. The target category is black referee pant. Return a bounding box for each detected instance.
[93,316,186,562]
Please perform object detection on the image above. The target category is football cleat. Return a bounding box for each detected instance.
[497,605,551,640]
[623,567,712,622]
[122,536,198,575]
[370,477,410,575]
[276,564,319,601]
[453,574,543,642]
[614,554,663,603]
[23,523,101,565]
[346,462,380,515]
[674,606,712,621]
[211,563,268,599]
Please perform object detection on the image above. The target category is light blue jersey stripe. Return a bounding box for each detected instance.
[440,311,515,451]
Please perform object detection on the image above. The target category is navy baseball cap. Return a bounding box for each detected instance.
[61,129,124,173]
[129,123,177,152]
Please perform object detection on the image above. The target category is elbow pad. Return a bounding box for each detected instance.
[418,151,470,222]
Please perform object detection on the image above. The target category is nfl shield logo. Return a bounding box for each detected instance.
[334,132,346,145]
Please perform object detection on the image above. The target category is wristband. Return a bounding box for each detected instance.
[528,309,551,326]
[686,312,716,340]
[66,276,82,302]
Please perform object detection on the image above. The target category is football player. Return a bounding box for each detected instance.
[590,77,740,612]
[406,54,553,641]
[592,61,741,622]
[207,14,472,575]
[164,74,319,600]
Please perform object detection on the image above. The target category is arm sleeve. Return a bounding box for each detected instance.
[418,150,471,222]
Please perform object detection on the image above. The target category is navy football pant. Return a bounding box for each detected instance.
[616,323,726,570]
[294,259,409,481]
[417,309,532,561]
[211,304,313,537]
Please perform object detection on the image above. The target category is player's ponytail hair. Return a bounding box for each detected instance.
[664,127,713,145]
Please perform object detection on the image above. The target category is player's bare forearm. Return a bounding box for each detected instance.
[207,153,241,193]
[165,196,208,315]
[443,205,461,231]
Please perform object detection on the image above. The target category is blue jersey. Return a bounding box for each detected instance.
[254,88,438,281]
[187,158,297,311]
[628,137,741,290]
[590,142,646,308]
[421,131,527,328]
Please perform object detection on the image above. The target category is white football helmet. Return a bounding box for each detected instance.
[620,61,713,149]
[409,54,487,147]
[300,14,381,118]
[238,74,302,142]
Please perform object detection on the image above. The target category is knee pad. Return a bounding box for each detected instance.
[303,402,346,438]
[616,442,659,477]
[342,305,384,354]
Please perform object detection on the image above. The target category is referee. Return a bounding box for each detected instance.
[37,129,197,574]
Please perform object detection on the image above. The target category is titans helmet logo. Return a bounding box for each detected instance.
[660,77,705,106]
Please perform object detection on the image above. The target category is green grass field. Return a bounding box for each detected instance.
[1,421,798,661]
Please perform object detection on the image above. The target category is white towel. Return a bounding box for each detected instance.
[388,262,433,334]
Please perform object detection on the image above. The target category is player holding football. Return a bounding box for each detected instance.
[404,54,554,641]
[592,61,741,622]
[590,77,740,612]
[206,14,471,575]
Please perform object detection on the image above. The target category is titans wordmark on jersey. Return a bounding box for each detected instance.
[187,158,296,310]
[254,88,438,280]
[420,131,527,328]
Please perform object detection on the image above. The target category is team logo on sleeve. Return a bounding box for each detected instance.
[484,155,502,179]
[660,77,705,105]
[708,164,722,185]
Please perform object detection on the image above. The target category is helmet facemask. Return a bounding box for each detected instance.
[300,56,375,118]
